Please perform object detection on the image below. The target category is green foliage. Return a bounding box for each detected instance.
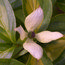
[47,14,65,31]
[14,8,25,23]
[0,0,65,65]
[0,59,25,65]
[26,55,44,65]
[26,50,53,65]
[22,0,39,17]
[0,0,16,60]
[41,50,53,65]
[0,47,15,58]
[45,40,65,61]
[0,0,16,43]
[38,0,52,31]
[56,0,65,12]
[51,0,57,5]
[53,50,65,65]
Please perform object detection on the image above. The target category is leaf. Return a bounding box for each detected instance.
[17,53,29,64]
[47,14,65,31]
[9,0,22,9]
[26,50,53,65]
[12,39,27,58]
[0,0,16,43]
[0,39,5,43]
[26,55,44,65]
[41,50,53,65]
[22,0,39,17]
[38,0,52,31]
[0,38,13,52]
[53,50,65,65]
[0,59,25,65]
[12,46,23,58]
[14,6,25,23]
[0,47,15,59]
[9,0,24,24]
[51,0,57,5]
[56,0,65,12]
[0,27,12,43]
[18,49,27,56]
[45,40,65,61]
[0,43,12,51]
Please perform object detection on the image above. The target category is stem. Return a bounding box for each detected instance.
[13,48,24,58]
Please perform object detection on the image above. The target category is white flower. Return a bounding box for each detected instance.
[14,7,63,60]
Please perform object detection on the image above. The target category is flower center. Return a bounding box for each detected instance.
[28,31,35,38]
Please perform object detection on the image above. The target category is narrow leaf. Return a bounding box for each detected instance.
[0,59,25,65]
[47,14,65,31]
[0,47,15,59]
[41,50,53,65]
[26,55,44,65]
[45,40,65,61]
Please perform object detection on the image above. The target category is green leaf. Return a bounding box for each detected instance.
[14,6,25,23]
[0,47,15,59]
[0,27,12,43]
[0,43,12,51]
[45,40,65,61]
[0,59,25,65]
[9,0,22,9]
[12,46,23,58]
[56,0,65,12]
[17,53,29,64]
[22,0,39,17]
[53,50,65,65]
[41,50,53,65]
[26,51,53,65]
[0,39,5,43]
[0,0,16,43]
[0,38,12,51]
[18,50,27,56]
[47,14,65,31]
[38,0,52,31]
[51,0,57,5]
[12,39,27,58]
[26,55,44,65]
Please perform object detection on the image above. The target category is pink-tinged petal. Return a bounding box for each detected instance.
[35,31,63,43]
[23,38,43,60]
[14,25,27,40]
[25,7,44,32]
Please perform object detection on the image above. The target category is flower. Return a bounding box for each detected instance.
[14,7,63,60]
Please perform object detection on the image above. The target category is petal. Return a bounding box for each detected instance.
[14,25,27,40]
[35,31,63,43]
[23,38,43,60]
[25,7,44,32]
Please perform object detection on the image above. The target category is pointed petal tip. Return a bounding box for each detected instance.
[53,32,63,39]
[38,6,43,10]
[36,50,43,60]
[37,6,43,15]
[35,31,63,43]
[19,25,22,27]
[39,5,41,7]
